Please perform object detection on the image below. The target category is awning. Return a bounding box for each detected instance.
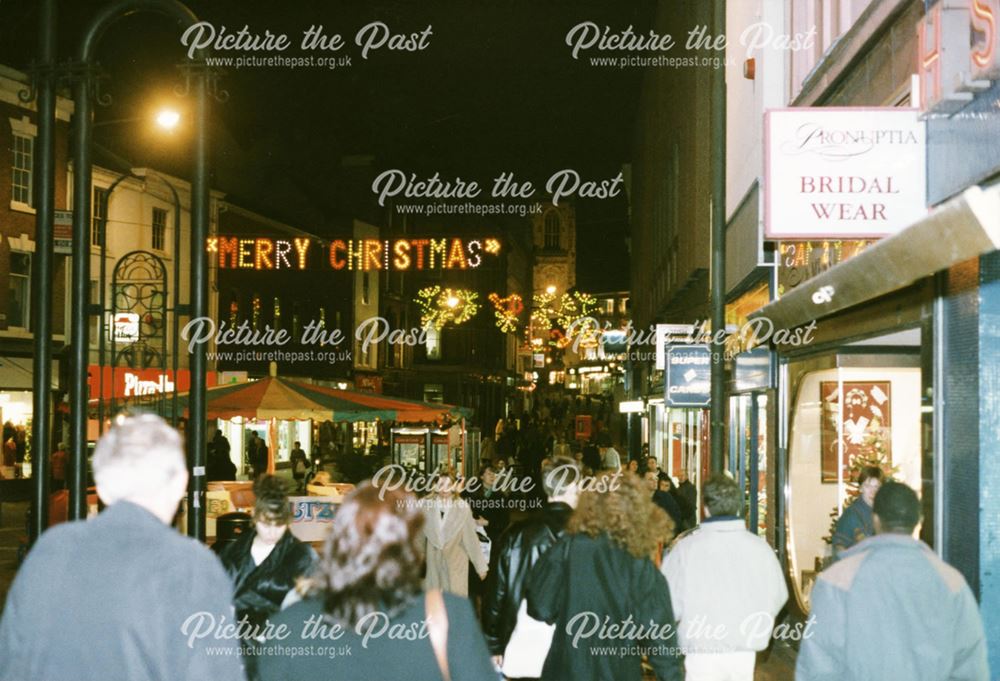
[750,184,1000,331]
[89,376,472,423]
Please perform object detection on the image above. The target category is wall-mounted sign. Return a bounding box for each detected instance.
[655,323,697,370]
[87,366,218,401]
[918,0,1000,115]
[734,347,773,393]
[665,345,711,407]
[208,236,502,271]
[54,210,73,255]
[618,400,645,413]
[110,313,140,344]
[764,108,926,239]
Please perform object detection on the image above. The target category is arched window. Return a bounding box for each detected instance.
[544,212,562,249]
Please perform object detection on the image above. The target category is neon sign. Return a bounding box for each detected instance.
[207,236,502,271]
[918,0,1000,114]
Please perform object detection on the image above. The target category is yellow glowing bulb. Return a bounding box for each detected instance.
[546,285,556,295]
[446,296,459,308]
[155,109,181,131]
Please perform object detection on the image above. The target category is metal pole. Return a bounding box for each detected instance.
[187,69,209,540]
[69,73,93,521]
[29,0,57,539]
[709,0,727,474]
[98,173,133,435]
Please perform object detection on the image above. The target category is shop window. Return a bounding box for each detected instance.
[151,207,167,251]
[425,325,441,360]
[7,252,30,329]
[786,358,922,612]
[423,383,444,404]
[11,132,33,208]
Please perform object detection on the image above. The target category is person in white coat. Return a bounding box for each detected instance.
[422,474,488,597]
[661,474,788,681]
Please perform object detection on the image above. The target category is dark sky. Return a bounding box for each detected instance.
[1,0,655,291]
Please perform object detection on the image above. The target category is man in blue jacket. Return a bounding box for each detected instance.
[797,481,988,681]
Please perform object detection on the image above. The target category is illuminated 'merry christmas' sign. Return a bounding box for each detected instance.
[208,236,502,271]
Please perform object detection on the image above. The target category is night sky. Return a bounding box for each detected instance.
[1,0,658,292]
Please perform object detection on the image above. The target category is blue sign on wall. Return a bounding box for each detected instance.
[665,345,711,407]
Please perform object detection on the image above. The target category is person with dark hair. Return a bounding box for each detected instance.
[648,470,684,531]
[581,443,601,472]
[218,474,315,629]
[661,474,787,681]
[206,429,236,482]
[257,483,498,681]
[798,481,988,681]
[525,474,682,681]
[289,440,308,491]
[482,455,580,668]
[831,466,884,559]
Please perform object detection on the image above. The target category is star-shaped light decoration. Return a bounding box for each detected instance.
[415,286,480,329]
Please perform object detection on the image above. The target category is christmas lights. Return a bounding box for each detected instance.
[213,236,500,272]
[415,286,480,329]
[489,293,524,333]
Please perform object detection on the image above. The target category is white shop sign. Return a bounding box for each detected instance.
[764,108,926,239]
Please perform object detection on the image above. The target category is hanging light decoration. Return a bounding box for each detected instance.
[415,286,480,329]
[488,293,524,333]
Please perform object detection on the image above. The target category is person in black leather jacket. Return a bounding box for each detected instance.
[218,475,316,628]
[482,455,580,663]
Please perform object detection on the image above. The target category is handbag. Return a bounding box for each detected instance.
[426,589,451,681]
[500,599,555,679]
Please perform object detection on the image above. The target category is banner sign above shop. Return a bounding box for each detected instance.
[665,345,711,407]
[764,108,926,239]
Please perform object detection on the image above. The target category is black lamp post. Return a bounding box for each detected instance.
[68,0,217,542]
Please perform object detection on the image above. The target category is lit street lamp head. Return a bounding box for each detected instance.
[155,109,181,131]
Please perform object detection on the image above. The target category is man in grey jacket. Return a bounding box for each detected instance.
[0,414,245,681]
[797,481,988,681]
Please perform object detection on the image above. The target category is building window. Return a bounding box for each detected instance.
[425,325,441,360]
[251,294,262,330]
[291,303,301,340]
[423,383,444,404]
[228,296,239,328]
[92,187,109,246]
[7,252,30,329]
[544,212,562,249]
[11,133,33,207]
[151,207,167,251]
[317,307,326,331]
[362,272,371,305]
[273,296,282,331]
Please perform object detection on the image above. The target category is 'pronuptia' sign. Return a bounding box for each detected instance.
[764,108,926,239]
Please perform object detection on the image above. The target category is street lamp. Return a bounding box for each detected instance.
[155,108,180,131]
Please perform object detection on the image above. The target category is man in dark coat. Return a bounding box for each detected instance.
[482,455,579,663]
[0,414,244,681]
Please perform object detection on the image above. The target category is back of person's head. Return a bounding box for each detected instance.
[307,482,424,626]
[702,474,741,518]
[873,481,921,534]
[92,414,187,519]
[567,472,673,557]
[541,455,580,500]
[253,475,291,524]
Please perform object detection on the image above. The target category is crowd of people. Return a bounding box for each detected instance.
[0,413,990,681]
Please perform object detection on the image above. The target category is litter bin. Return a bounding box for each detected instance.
[212,511,252,554]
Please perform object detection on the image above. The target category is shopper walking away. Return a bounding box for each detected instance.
[423,473,488,596]
[0,414,244,681]
[257,483,497,681]
[797,481,988,681]
[661,474,787,681]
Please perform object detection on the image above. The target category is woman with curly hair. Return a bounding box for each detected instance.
[524,473,683,681]
[218,475,316,628]
[257,482,498,681]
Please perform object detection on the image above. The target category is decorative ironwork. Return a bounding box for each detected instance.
[175,61,229,102]
[110,250,168,370]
